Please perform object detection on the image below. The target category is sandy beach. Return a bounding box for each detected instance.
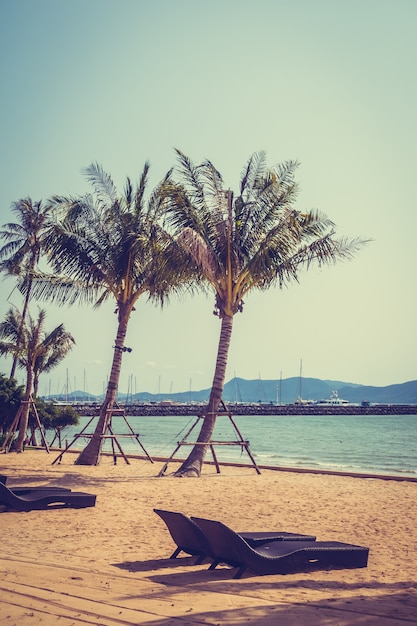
[1,449,416,625]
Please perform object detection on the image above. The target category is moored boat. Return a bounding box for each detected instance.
[317,390,351,405]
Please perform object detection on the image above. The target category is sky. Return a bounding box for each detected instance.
[0,0,416,397]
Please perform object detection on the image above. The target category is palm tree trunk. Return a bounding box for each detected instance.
[173,313,233,477]
[29,424,38,447]
[10,271,33,379]
[75,311,129,465]
[14,366,34,452]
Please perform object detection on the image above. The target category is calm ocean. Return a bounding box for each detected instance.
[54,412,417,478]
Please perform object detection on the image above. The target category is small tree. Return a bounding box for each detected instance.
[35,399,79,448]
[0,307,75,452]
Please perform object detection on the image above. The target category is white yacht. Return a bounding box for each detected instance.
[317,390,350,405]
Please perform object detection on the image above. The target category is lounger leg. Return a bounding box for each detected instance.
[170,548,181,559]
[194,555,206,565]
[208,559,220,570]
[233,566,246,579]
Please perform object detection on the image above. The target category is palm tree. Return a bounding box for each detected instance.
[164,150,368,477]
[29,162,193,465]
[0,306,75,452]
[0,198,52,378]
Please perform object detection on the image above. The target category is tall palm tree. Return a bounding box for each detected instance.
[164,150,368,477]
[0,198,52,378]
[29,162,193,465]
[0,306,75,452]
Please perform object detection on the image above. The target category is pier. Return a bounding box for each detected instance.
[67,403,417,417]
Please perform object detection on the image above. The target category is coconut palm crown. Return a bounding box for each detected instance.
[163,149,367,476]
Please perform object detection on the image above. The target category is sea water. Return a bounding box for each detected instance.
[54,412,417,478]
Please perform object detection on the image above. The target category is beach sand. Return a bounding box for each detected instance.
[1,449,416,625]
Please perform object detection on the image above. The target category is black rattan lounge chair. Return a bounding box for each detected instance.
[154,509,213,563]
[191,516,369,578]
[0,481,96,511]
[154,509,316,564]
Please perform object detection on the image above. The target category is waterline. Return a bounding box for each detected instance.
[52,413,417,479]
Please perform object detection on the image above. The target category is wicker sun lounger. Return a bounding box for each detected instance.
[191,516,369,578]
[154,509,316,564]
[0,481,96,511]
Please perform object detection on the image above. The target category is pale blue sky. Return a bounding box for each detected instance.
[0,0,416,396]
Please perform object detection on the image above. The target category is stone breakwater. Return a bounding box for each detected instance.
[70,403,417,417]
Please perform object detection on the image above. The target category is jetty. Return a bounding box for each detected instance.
[67,403,417,417]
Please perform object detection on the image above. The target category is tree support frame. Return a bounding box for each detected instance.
[158,402,261,476]
[51,409,153,465]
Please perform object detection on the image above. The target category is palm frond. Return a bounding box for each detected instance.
[0,223,27,240]
[147,169,173,220]
[134,161,150,213]
[0,307,21,343]
[173,149,207,212]
[83,162,118,208]
[0,340,19,357]
[18,272,105,307]
[243,232,368,296]
[240,151,266,197]
[177,228,218,284]
[124,177,133,207]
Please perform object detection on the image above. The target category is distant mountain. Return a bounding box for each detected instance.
[222,377,417,404]
[45,377,417,405]
[47,390,98,403]
[336,381,417,405]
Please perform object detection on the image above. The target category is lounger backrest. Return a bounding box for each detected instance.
[154,509,212,557]
[191,516,255,567]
